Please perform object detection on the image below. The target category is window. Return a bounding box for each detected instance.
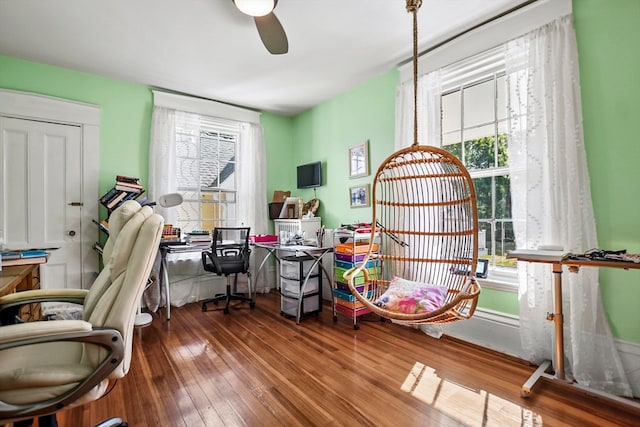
[174,115,240,232]
[440,51,516,276]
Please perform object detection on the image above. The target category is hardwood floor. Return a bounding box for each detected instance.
[51,292,638,426]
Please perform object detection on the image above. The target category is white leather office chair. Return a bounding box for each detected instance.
[0,200,164,425]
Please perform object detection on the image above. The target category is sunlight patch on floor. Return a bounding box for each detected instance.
[402,362,543,426]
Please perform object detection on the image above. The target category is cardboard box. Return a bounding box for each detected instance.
[272,190,291,203]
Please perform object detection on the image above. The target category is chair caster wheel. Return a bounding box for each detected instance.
[354,324,360,330]
[223,308,229,314]
[250,302,256,309]
[202,304,207,312]
[333,315,338,322]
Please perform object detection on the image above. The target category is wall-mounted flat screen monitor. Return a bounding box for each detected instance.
[296,161,322,188]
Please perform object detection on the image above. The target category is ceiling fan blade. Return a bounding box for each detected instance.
[254,12,288,54]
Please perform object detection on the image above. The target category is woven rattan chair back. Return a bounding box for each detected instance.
[345,144,481,325]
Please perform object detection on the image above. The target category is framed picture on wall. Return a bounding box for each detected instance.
[349,184,370,208]
[349,140,369,178]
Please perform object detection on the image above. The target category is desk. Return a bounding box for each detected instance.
[158,242,208,320]
[0,264,42,321]
[507,249,640,408]
[253,242,335,324]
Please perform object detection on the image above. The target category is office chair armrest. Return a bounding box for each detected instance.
[0,289,88,325]
[201,250,223,275]
[0,319,92,345]
[0,322,125,421]
[0,288,88,306]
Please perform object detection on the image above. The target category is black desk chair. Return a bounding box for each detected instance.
[201,227,255,314]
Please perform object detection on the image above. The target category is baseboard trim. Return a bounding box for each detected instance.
[441,307,524,359]
[438,308,640,398]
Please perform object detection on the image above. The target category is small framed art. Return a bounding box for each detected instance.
[349,140,369,178]
[349,184,370,208]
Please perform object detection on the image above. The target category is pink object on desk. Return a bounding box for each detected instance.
[250,234,278,243]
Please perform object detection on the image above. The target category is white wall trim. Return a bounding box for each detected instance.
[399,0,572,82]
[441,308,524,359]
[0,89,100,289]
[153,90,261,124]
[615,338,640,398]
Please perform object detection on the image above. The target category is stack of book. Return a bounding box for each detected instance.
[185,231,212,248]
[99,175,146,211]
[1,250,49,267]
[162,224,181,240]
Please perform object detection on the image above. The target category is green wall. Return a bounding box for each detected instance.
[290,70,398,227]
[574,0,640,341]
[1,0,638,343]
[260,112,294,232]
[0,56,152,217]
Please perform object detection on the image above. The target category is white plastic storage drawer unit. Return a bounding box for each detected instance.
[281,294,320,317]
[278,255,323,321]
[280,277,319,297]
[280,256,319,280]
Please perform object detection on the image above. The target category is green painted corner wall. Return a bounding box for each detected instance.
[289,70,398,228]
[260,112,294,232]
[574,0,640,342]
[0,55,152,218]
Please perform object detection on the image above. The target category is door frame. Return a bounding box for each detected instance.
[0,89,100,290]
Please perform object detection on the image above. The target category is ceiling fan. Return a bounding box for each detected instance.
[232,0,289,54]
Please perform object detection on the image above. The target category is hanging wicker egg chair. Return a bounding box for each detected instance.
[343,0,481,325]
[343,144,481,325]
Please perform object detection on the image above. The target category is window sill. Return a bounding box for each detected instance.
[477,271,518,293]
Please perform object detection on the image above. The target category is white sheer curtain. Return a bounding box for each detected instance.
[149,106,179,225]
[395,69,442,150]
[237,122,268,234]
[506,15,632,396]
[237,122,271,292]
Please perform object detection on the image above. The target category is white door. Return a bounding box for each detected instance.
[0,116,83,290]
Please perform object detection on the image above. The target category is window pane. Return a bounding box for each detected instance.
[495,175,511,219]
[478,221,490,258]
[464,127,496,170]
[176,132,198,158]
[497,123,508,167]
[497,75,507,120]
[463,79,494,127]
[176,199,201,232]
[442,131,461,149]
[174,120,238,232]
[218,158,235,190]
[443,140,462,160]
[496,221,516,268]
[472,177,492,220]
[442,91,461,133]
[176,158,199,188]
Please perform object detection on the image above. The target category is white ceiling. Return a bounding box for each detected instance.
[0,0,529,116]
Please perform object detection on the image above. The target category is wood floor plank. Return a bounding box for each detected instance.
[38,291,640,426]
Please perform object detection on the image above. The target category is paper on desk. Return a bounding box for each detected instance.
[506,249,568,262]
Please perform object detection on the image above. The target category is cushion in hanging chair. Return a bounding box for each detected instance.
[374,277,448,314]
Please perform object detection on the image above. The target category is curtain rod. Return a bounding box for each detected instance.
[398,0,539,67]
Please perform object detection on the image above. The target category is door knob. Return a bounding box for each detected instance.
[68,230,76,237]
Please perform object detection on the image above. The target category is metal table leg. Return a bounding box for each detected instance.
[160,248,171,320]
